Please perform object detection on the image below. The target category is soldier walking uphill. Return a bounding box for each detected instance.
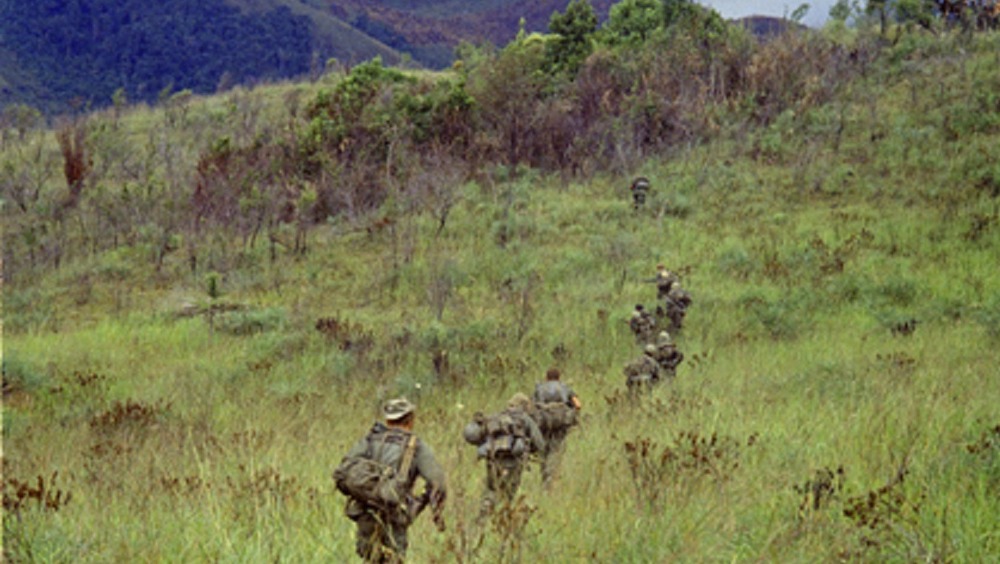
[628,304,657,345]
[652,264,679,301]
[650,264,692,333]
[630,176,651,210]
[652,331,683,382]
[623,344,663,395]
[334,398,446,563]
[531,368,582,488]
[463,393,545,518]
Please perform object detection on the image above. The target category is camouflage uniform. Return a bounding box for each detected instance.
[628,305,657,345]
[630,176,651,210]
[653,331,683,381]
[663,284,692,333]
[466,394,545,516]
[654,265,679,301]
[623,345,662,394]
[532,372,581,488]
[343,400,446,563]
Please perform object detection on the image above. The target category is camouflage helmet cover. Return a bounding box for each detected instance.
[657,331,672,345]
[508,392,532,411]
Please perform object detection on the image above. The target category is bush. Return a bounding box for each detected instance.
[214,307,286,336]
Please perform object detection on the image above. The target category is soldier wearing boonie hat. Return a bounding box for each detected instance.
[339,396,447,561]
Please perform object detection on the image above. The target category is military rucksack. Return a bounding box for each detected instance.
[333,432,418,524]
[533,382,578,432]
[536,402,577,432]
[474,410,528,459]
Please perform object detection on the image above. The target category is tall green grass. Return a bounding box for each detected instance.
[4,30,1000,563]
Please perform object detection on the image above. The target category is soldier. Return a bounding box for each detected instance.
[531,368,582,488]
[630,176,651,210]
[663,282,692,333]
[338,398,447,563]
[464,393,545,516]
[628,304,657,345]
[653,264,679,301]
[623,344,662,395]
[653,331,684,381]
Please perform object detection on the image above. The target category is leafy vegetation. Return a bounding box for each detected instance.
[3,5,1000,562]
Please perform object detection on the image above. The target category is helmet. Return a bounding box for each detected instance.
[657,331,672,345]
[644,344,657,355]
[508,392,532,411]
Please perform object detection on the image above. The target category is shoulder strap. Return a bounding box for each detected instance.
[397,435,418,478]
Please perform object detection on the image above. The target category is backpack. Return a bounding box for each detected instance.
[536,402,577,432]
[475,410,528,459]
[333,432,418,524]
[533,382,577,432]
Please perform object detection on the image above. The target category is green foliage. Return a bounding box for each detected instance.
[602,0,664,46]
[545,0,599,76]
[1,350,51,399]
[973,295,1000,341]
[214,307,287,336]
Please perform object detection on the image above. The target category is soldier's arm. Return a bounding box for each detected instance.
[414,441,447,530]
[567,388,582,410]
[415,442,447,501]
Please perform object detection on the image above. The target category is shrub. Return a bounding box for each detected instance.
[214,307,286,336]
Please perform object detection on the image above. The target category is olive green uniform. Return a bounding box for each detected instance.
[532,380,580,487]
[468,409,545,516]
[343,423,446,563]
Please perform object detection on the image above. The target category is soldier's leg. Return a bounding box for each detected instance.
[479,461,503,521]
[542,432,566,487]
[355,513,387,562]
[384,522,408,563]
[503,459,524,500]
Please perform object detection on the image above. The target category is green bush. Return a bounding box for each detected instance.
[214,307,287,336]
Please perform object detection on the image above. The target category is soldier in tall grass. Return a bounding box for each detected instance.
[652,331,683,381]
[624,344,663,395]
[339,398,447,563]
[464,393,545,518]
[629,304,657,345]
[531,368,582,488]
[652,264,679,301]
[630,176,651,210]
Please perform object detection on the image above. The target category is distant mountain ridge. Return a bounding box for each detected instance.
[0,0,617,114]
[0,1,788,115]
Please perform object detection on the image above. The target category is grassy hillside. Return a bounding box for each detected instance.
[3,22,1000,563]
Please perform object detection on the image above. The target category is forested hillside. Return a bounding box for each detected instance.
[0,0,616,115]
[3,1,1000,561]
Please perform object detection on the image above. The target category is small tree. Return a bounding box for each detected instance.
[601,0,663,47]
[546,0,599,76]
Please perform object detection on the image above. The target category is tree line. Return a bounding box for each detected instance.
[3,0,997,288]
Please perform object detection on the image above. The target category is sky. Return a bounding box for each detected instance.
[699,0,837,28]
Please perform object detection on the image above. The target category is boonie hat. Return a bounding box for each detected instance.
[384,397,416,421]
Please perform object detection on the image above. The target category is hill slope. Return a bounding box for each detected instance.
[2,21,1000,562]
